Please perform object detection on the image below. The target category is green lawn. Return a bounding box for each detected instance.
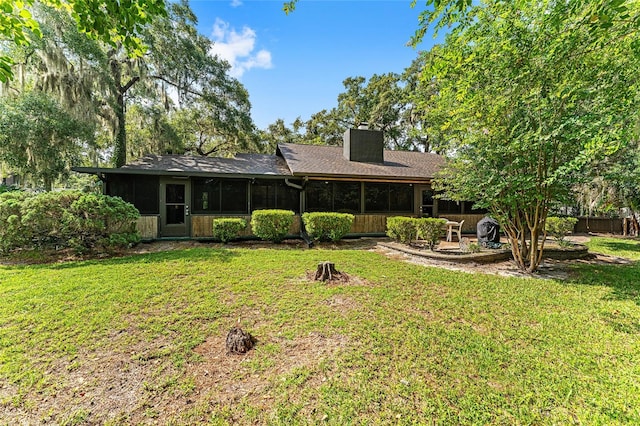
[1,237,640,424]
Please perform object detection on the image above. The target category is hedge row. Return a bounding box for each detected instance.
[0,191,140,254]
[386,216,447,249]
[302,212,354,242]
[213,210,355,243]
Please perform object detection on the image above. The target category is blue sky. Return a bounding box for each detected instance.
[188,0,441,130]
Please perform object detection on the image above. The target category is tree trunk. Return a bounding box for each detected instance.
[225,325,254,354]
[113,92,127,167]
[109,56,139,168]
[314,262,339,281]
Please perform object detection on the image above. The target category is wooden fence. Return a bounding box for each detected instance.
[575,217,623,234]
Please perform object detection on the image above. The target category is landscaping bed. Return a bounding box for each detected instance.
[379,240,589,263]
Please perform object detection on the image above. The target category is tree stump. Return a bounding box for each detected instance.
[314,261,339,281]
[225,324,254,355]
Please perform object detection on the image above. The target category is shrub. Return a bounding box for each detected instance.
[251,209,294,243]
[386,216,418,244]
[69,194,141,252]
[0,191,29,253]
[546,216,578,245]
[415,218,447,250]
[0,191,140,254]
[20,191,81,249]
[302,212,354,242]
[212,218,247,243]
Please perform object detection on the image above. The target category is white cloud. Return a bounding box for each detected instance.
[209,18,273,79]
[230,0,242,7]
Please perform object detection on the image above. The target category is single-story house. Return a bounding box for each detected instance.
[73,127,486,240]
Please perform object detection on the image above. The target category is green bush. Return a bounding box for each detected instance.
[415,218,447,250]
[251,209,295,243]
[69,194,141,252]
[20,191,80,249]
[212,218,247,243]
[386,216,418,244]
[546,216,578,245]
[0,191,140,254]
[302,212,354,242]
[0,191,29,253]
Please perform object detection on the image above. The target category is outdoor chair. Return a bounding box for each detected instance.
[447,219,465,242]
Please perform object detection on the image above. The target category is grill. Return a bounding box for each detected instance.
[477,216,501,247]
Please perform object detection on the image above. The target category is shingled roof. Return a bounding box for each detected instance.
[73,153,292,178]
[73,143,445,182]
[276,143,444,181]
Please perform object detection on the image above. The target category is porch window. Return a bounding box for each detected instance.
[106,175,159,215]
[306,181,360,214]
[192,178,221,213]
[438,199,462,215]
[364,183,413,213]
[251,180,300,212]
[192,178,248,214]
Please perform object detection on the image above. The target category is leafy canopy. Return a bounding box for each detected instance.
[0,0,167,82]
[423,0,640,272]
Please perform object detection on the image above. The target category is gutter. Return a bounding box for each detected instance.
[284,177,306,190]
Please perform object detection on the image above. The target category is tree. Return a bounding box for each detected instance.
[423,0,640,272]
[6,1,256,168]
[0,0,167,82]
[0,91,91,190]
[125,103,183,158]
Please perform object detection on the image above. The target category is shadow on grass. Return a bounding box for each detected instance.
[570,261,640,305]
[1,247,240,271]
[594,239,640,254]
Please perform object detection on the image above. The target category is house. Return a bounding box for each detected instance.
[73,127,485,239]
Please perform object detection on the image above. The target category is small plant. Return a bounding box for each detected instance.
[250,209,294,243]
[302,212,354,242]
[546,216,578,246]
[386,216,418,244]
[212,218,247,243]
[415,217,447,250]
[467,242,482,253]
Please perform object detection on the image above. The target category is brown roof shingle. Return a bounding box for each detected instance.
[276,143,444,181]
[74,153,292,177]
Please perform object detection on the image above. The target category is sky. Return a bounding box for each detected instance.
[188,0,442,130]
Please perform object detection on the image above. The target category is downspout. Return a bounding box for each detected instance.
[285,177,313,247]
[284,178,304,190]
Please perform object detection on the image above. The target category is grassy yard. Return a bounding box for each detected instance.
[1,237,640,424]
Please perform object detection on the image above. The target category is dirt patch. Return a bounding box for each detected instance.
[0,330,182,425]
[169,332,348,421]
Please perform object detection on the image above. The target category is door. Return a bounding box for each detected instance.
[160,179,191,237]
[419,187,434,217]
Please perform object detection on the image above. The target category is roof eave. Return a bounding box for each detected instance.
[71,167,293,179]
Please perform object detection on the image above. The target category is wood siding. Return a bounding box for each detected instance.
[191,215,302,238]
[350,214,405,234]
[137,216,158,240]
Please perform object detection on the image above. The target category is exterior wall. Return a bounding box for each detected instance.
[350,214,410,234]
[137,216,159,240]
[191,214,302,238]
